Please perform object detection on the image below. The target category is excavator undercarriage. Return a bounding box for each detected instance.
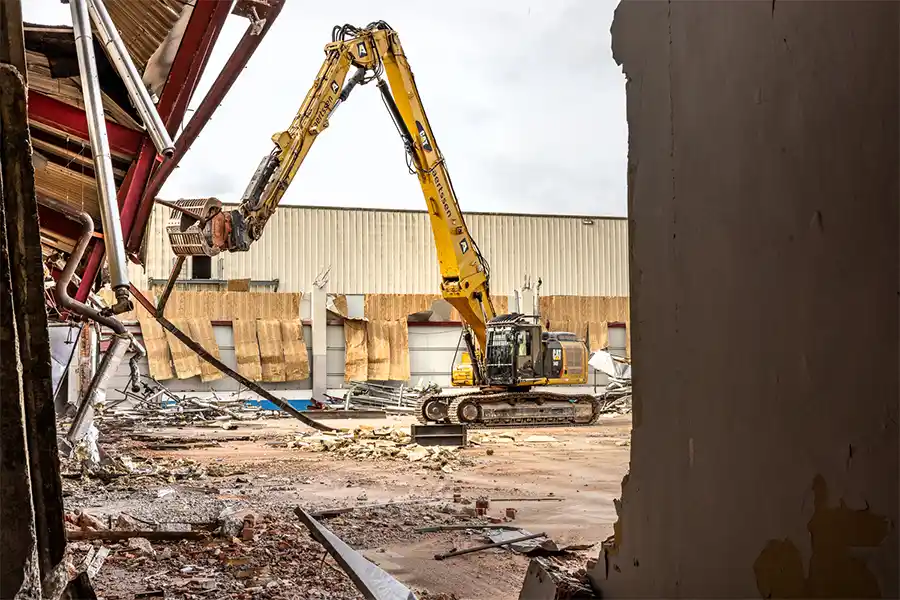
[416,390,600,429]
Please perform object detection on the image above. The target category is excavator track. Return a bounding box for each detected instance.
[416,390,600,429]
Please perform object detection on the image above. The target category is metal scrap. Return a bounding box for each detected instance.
[434,531,548,560]
[326,380,441,413]
[295,507,418,600]
[590,350,632,414]
[486,529,595,556]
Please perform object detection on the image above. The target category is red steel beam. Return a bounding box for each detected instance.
[27,91,141,157]
[156,0,232,129]
[126,0,285,253]
[75,0,231,301]
[37,204,97,245]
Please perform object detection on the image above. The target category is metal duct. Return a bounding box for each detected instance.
[67,332,131,444]
[88,0,175,157]
[69,0,132,311]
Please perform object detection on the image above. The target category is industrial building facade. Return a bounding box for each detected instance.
[102,203,630,401]
[130,203,629,299]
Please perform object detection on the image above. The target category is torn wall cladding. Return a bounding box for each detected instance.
[119,290,309,383]
[124,290,630,386]
[593,1,898,598]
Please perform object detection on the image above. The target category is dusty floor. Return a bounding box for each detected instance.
[63,414,631,600]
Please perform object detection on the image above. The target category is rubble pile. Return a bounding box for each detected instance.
[288,424,470,472]
[65,518,364,599]
[61,450,213,483]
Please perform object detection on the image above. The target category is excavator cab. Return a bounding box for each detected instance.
[483,314,543,388]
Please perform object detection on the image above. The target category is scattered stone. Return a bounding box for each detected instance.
[114,514,140,531]
[75,511,106,531]
[524,435,558,443]
[127,537,155,558]
[505,508,518,520]
[219,508,258,539]
[486,448,494,456]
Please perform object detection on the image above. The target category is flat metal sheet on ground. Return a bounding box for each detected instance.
[488,530,594,556]
[295,508,417,600]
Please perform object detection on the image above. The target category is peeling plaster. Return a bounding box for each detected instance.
[754,475,892,598]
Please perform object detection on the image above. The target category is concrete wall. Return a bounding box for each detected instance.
[593,2,898,598]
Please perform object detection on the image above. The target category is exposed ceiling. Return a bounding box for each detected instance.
[25,0,188,251]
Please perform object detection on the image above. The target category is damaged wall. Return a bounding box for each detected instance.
[594,1,899,598]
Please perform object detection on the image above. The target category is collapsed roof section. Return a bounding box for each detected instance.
[28,0,283,300]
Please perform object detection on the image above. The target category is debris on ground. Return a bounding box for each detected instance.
[590,350,632,415]
[485,529,595,557]
[296,507,418,600]
[127,536,156,557]
[65,515,364,600]
[288,424,472,469]
[523,435,559,443]
[518,557,599,599]
[61,450,216,483]
[468,431,518,445]
[322,380,442,413]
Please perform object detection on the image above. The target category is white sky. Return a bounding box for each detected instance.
[24,0,626,217]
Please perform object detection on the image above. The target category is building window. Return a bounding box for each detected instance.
[192,255,212,280]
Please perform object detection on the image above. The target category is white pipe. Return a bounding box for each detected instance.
[88,0,175,157]
[69,0,131,294]
[68,333,131,444]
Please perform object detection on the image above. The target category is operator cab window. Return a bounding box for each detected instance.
[191,255,212,280]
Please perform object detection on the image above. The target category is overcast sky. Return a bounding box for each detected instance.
[25,0,626,217]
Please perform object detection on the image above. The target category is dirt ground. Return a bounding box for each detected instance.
[63,414,632,600]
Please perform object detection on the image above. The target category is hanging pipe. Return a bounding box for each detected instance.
[70,0,132,314]
[87,0,175,157]
[54,211,137,444]
[54,212,126,334]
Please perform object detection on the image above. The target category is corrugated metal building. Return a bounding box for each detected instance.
[130,203,629,297]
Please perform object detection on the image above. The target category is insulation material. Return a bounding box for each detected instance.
[256,319,286,382]
[228,292,299,320]
[159,290,226,319]
[227,279,250,292]
[540,295,630,352]
[137,310,175,380]
[365,293,465,322]
[343,320,368,382]
[492,295,509,315]
[366,320,390,381]
[187,318,223,382]
[233,319,262,381]
[328,294,349,318]
[281,320,310,381]
[387,320,410,381]
[150,290,301,321]
[165,318,201,379]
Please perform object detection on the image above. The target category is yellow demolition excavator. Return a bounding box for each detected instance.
[170,21,599,427]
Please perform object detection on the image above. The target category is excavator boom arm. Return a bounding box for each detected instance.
[205,23,495,356]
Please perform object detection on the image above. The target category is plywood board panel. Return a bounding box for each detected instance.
[233,319,262,381]
[366,320,390,381]
[165,318,201,379]
[257,319,286,382]
[343,320,368,382]
[187,318,223,382]
[387,320,410,381]
[281,320,309,381]
[137,311,175,380]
